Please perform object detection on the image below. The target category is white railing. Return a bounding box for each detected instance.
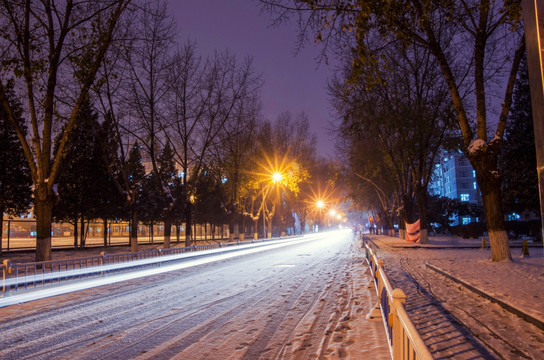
[363,237,434,360]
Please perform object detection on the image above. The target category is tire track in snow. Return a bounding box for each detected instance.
[1,266,265,359]
[399,256,541,360]
[0,232,390,359]
[392,255,496,359]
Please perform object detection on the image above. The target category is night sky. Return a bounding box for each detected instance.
[169,0,336,158]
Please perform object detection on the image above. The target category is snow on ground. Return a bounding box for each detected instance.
[0,232,391,359]
[4,232,542,359]
[368,234,544,360]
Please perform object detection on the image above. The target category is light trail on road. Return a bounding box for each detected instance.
[0,229,390,359]
[0,234,329,308]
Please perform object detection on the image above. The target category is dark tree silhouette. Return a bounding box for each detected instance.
[53,97,115,248]
[0,80,32,254]
[500,56,539,216]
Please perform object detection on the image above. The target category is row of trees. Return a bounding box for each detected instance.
[330,39,456,243]
[261,0,531,261]
[0,1,335,260]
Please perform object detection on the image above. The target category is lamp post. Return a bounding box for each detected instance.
[262,170,285,238]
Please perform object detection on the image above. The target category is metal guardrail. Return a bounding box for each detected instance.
[1,237,288,296]
[362,236,434,360]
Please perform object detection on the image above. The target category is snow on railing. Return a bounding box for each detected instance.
[363,236,434,360]
[1,237,291,296]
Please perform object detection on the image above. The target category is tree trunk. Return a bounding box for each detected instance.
[103,218,108,247]
[130,202,139,253]
[387,212,395,237]
[267,203,276,238]
[0,209,5,256]
[175,223,180,243]
[472,155,512,262]
[397,210,406,240]
[229,218,235,242]
[241,213,246,239]
[73,218,79,249]
[417,187,429,244]
[163,211,172,248]
[80,218,86,248]
[185,203,192,247]
[193,222,197,243]
[300,210,307,235]
[34,186,54,262]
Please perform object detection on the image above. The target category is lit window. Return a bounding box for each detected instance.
[460,193,470,201]
[462,217,471,225]
[473,182,477,189]
[472,170,476,177]
[508,212,521,220]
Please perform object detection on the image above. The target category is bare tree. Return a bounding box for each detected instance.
[122,0,178,247]
[210,95,262,240]
[165,44,262,246]
[0,0,132,261]
[261,0,524,261]
[331,39,455,243]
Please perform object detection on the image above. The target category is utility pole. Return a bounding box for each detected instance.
[522,0,544,246]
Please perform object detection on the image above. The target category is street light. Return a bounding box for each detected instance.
[261,170,286,239]
[272,171,284,184]
[316,200,325,209]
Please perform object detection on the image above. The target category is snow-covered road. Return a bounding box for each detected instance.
[0,230,390,359]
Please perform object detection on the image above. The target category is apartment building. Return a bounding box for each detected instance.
[430,151,481,225]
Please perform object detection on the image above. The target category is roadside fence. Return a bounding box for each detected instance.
[362,235,434,360]
[1,237,290,295]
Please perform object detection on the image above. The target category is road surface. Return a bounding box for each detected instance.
[0,230,389,359]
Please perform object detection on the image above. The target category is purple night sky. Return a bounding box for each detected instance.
[169,0,336,158]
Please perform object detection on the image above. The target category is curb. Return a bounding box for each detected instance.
[372,237,482,249]
[371,236,541,250]
[425,262,544,331]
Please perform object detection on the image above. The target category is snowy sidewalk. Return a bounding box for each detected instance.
[369,234,544,331]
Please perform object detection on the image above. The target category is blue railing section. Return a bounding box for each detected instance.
[381,286,393,345]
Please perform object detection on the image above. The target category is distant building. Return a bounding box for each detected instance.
[430,151,481,225]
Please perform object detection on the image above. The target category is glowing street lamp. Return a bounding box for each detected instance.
[329,209,336,217]
[316,200,325,209]
[271,171,284,184]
